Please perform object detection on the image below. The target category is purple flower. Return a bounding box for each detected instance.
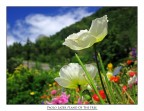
[41,102,45,104]
[45,92,70,104]
[130,48,137,58]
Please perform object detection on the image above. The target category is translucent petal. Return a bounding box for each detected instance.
[85,64,97,78]
[55,63,98,89]
[63,30,96,50]
[78,64,97,85]
[63,15,108,50]
[54,77,77,89]
[60,63,81,81]
[66,30,88,40]
[89,15,108,42]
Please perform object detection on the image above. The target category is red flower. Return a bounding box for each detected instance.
[99,90,106,99]
[127,60,133,65]
[92,94,100,101]
[110,76,120,83]
[122,85,127,93]
[92,90,106,102]
[129,71,136,77]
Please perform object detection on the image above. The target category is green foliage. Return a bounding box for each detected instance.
[7,64,59,104]
[7,57,23,73]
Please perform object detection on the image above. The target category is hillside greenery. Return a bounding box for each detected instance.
[7,7,137,73]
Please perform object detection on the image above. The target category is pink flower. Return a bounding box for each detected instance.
[51,90,57,95]
[46,92,70,104]
[77,97,83,104]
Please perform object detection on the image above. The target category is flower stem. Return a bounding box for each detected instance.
[78,85,83,104]
[93,44,111,104]
[75,53,105,104]
[98,52,117,104]
[113,83,124,102]
[131,84,137,103]
[125,91,135,104]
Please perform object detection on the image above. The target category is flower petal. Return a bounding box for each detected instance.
[60,63,81,81]
[85,64,97,78]
[63,30,96,50]
[54,77,77,89]
[89,15,108,42]
[63,15,108,50]
[55,63,97,89]
[128,75,137,85]
[78,64,97,85]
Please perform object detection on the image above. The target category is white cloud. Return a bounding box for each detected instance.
[7,8,94,46]
[7,24,18,46]
[7,35,16,46]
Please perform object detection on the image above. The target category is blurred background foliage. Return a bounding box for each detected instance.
[7,7,137,104]
[7,64,59,104]
[7,7,137,73]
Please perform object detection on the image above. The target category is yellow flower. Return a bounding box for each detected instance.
[63,15,108,50]
[107,63,113,71]
[30,92,35,95]
[74,101,78,104]
[49,84,52,87]
[106,71,113,80]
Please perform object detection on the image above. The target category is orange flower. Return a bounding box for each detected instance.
[83,101,89,104]
[127,60,133,65]
[110,76,120,83]
[40,94,47,99]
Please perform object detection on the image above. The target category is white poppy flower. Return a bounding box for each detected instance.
[54,63,97,89]
[128,75,137,86]
[63,15,108,50]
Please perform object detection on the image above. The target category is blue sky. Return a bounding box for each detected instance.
[7,7,101,46]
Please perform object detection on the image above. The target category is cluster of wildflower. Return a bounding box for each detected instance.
[127,48,137,88]
[106,63,121,83]
[44,92,70,104]
[41,15,137,104]
[105,47,137,104]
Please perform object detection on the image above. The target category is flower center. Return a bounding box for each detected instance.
[76,84,81,92]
